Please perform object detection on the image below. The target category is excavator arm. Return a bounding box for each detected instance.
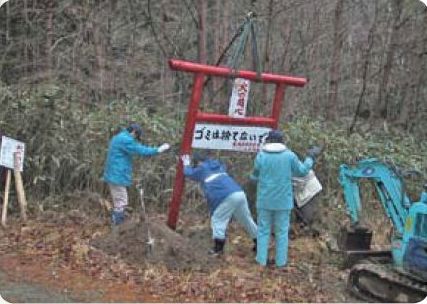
[338,158,411,235]
[338,166,362,225]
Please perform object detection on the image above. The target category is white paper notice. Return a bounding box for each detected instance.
[0,136,25,172]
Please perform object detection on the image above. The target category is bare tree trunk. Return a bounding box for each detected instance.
[414,10,427,122]
[262,0,274,105]
[92,16,106,102]
[215,1,220,63]
[308,3,321,115]
[221,1,230,103]
[46,0,54,79]
[373,0,402,119]
[223,1,229,55]
[6,0,10,42]
[196,0,207,63]
[213,0,221,92]
[281,22,293,121]
[348,3,378,134]
[327,0,344,121]
[263,0,274,72]
[23,0,29,78]
[400,9,427,130]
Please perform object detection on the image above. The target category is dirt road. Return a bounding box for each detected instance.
[0,270,74,303]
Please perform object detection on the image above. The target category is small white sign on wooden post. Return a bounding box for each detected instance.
[0,136,25,172]
[228,78,250,118]
[192,123,271,152]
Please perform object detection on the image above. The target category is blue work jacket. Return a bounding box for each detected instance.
[103,129,159,187]
[183,159,242,214]
[251,143,313,210]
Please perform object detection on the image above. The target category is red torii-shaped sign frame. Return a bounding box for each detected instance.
[167,59,307,229]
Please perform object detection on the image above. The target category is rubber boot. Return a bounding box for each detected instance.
[208,239,225,256]
[111,210,125,225]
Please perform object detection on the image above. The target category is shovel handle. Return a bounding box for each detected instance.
[138,186,154,251]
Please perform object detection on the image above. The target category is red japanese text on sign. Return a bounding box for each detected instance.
[228,78,250,118]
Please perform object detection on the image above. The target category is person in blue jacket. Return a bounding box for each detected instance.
[181,152,257,256]
[103,123,170,225]
[251,130,321,267]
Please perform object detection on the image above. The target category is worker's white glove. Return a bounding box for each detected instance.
[181,154,191,166]
[157,143,170,153]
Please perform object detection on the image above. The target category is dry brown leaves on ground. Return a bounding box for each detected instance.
[0,210,349,302]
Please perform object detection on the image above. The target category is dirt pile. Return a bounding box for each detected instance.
[91,217,217,271]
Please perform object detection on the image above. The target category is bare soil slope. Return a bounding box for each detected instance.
[91,217,218,271]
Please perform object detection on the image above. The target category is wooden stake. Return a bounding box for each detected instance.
[1,169,11,228]
[14,170,27,221]
[14,152,27,221]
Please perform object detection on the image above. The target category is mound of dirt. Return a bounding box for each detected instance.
[91,218,218,271]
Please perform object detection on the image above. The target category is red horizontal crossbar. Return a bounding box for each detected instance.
[196,112,276,127]
[169,59,307,86]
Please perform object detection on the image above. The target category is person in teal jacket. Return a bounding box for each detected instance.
[103,123,170,225]
[251,130,321,267]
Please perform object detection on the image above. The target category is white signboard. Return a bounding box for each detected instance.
[293,170,323,207]
[228,78,250,118]
[0,136,25,172]
[192,123,271,152]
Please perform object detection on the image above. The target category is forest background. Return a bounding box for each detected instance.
[0,0,426,218]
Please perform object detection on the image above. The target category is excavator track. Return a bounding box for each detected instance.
[348,259,427,303]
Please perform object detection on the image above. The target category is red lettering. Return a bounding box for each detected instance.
[237,99,245,107]
[238,83,248,93]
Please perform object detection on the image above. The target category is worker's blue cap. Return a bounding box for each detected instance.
[266,130,284,143]
[128,123,143,139]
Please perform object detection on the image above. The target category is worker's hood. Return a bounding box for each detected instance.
[262,143,288,153]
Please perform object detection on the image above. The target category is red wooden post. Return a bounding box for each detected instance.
[271,84,285,128]
[167,73,205,229]
[167,59,307,230]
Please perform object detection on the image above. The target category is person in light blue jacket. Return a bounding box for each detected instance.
[251,130,321,267]
[103,123,170,225]
[181,152,257,256]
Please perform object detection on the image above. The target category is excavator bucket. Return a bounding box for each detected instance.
[338,226,372,251]
[338,225,392,268]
